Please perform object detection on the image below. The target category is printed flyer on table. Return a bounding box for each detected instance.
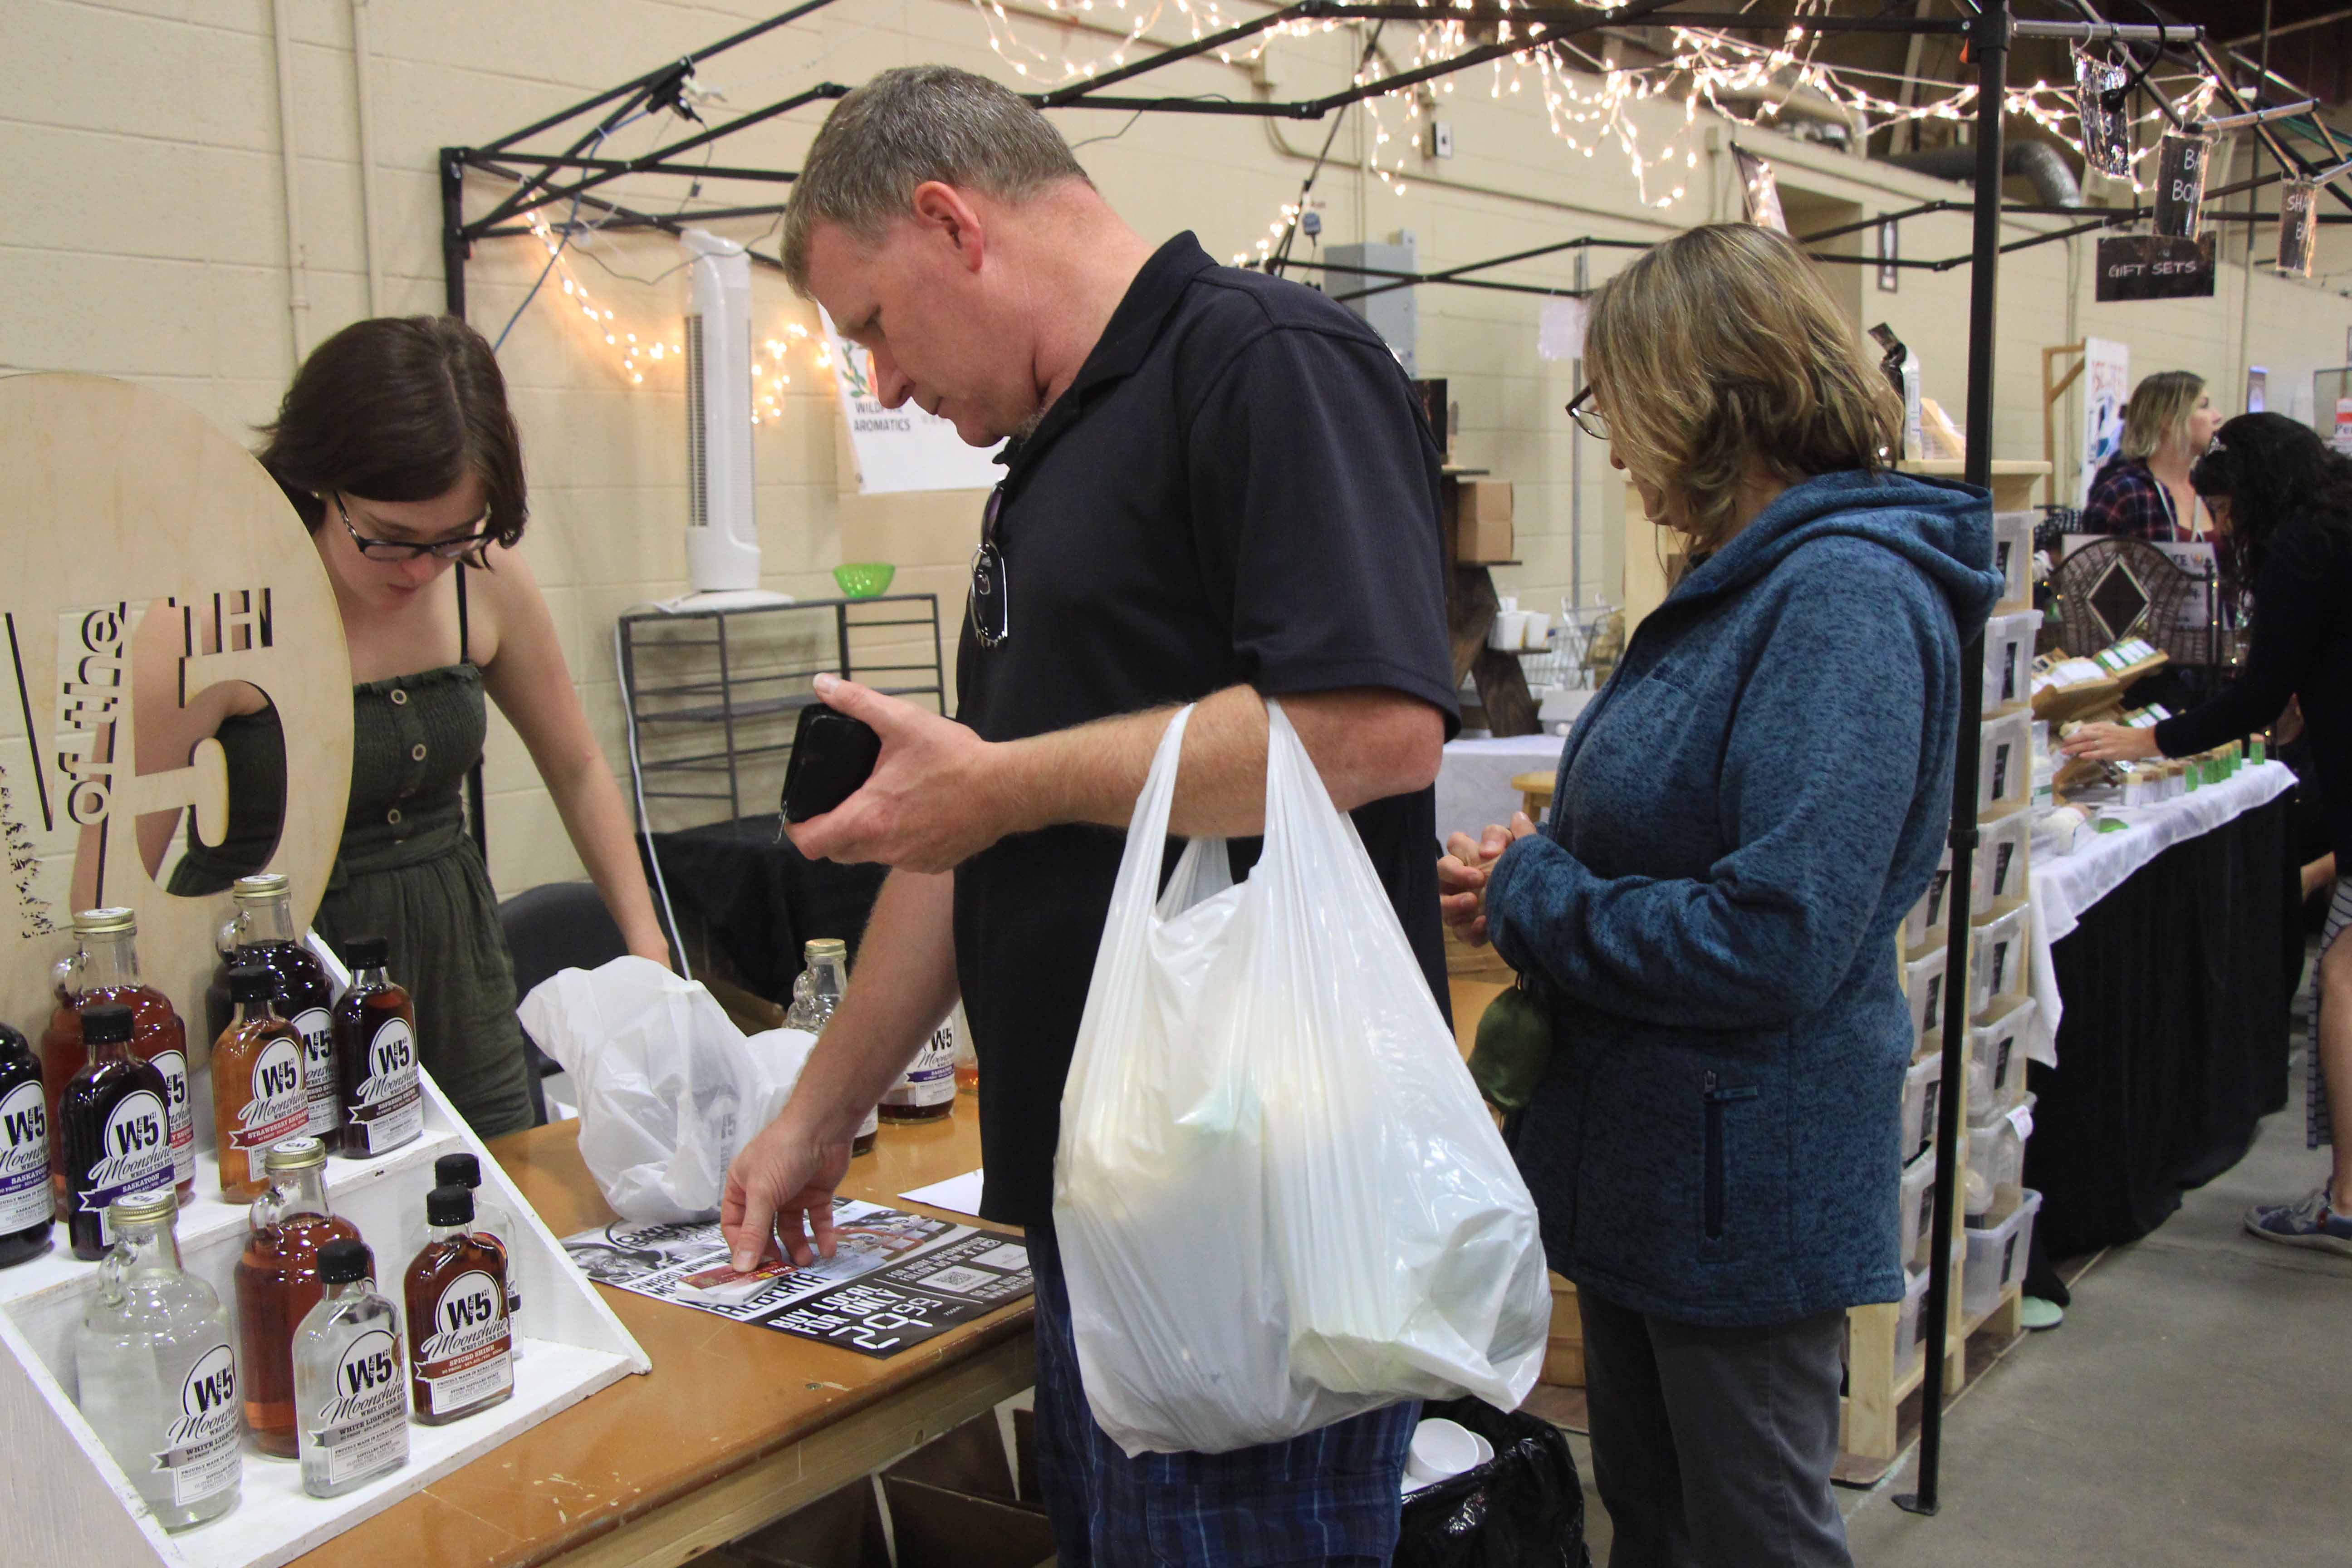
[561,1199,1034,1357]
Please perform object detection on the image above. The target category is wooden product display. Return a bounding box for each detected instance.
[0,375,353,1049]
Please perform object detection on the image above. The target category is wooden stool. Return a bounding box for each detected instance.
[1511,771,1556,824]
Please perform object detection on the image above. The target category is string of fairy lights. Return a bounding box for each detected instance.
[967,0,2221,264]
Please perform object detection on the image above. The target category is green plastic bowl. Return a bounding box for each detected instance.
[833,562,895,599]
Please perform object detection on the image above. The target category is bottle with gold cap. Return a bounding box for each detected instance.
[785,939,877,1155]
[44,907,193,1208]
[74,1188,242,1530]
[215,873,339,1147]
[234,1137,366,1458]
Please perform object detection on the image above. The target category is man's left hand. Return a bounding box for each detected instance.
[787,675,1011,872]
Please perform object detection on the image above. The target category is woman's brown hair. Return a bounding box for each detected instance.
[2117,370,2204,463]
[1585,223,1900,554]
[256,315,527,547]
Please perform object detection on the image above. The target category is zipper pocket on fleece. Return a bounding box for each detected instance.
[1703,1072,1760,1241]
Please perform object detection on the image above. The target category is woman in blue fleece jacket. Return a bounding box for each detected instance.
[1442,225,2002,1567]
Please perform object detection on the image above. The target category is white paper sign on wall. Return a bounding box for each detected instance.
[1537,297,1588,363]
[2080,337,2131,508]
[819,308,1004,494]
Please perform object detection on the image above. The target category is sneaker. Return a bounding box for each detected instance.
[2244,1186,2352,1258]
[2019,1295,2065,1330]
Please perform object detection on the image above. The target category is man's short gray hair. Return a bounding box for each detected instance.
[780,65,1090,291]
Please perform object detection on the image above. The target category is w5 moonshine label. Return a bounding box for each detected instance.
[291,1006,337,1137]
[310,1328,407,1485]
[418,1269,512,1415]
[234,1036,310,1151]
[148,1046,193,1187]
[81,1089,171,1237]
[0,1081,49,1231]
[348,1018,422,1154]
[157,1342,241,1507]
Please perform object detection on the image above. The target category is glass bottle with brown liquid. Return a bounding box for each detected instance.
[405,1183,514,1424]
[212,967,311,1204]
[330,937,422,1157]
[45,908,193,1209]
[58,1003,174,1260]
[234,1137,365,1458]
[216,874,339,1148]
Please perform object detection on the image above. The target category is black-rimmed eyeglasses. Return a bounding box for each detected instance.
[969,484,1009,648]
[333,492,495,562]
[1565,386,1610,442]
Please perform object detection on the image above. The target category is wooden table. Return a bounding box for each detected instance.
[292,1103,1031,1568]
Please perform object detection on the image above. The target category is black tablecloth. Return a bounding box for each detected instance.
[2023,796,2302,1259]
[642,819,890,1003]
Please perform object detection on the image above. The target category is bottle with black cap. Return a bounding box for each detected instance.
[434,1151,522,1358]
[211,965,308,1203]
[58,1002,172,1259]
[235,1136,365,1457]
[331,936,422,1156]
[0,1020,52,1266]
[293,1235,409,1496]
[406,1182,514,1423]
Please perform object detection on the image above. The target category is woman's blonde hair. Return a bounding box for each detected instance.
[2117,370,2205,462]
[1585,223,1900,554]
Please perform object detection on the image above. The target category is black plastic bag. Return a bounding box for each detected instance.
[1394,1397,1592,1568]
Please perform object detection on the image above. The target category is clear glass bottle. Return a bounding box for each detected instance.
[435,1151,521,1359]
[293,1236,409,1497]
[235,1137,366,1458]
[787,939,877,1154]
[59,1002,173,1259]
[216,874,338,1146]
[45,907,193,1208]
[331,936,423,1157]
[405,1183,514,1424]
[0,1020,52,1266]
[212,966,310,1204]
[73,1190,241,1530]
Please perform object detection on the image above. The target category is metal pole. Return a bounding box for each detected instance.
[1898,0,2005,1518]
[1571,245,1587,615]
[439,152,491,862]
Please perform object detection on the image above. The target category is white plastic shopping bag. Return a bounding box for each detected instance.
[1053,702,1551,1455]
[519,956,814,1222]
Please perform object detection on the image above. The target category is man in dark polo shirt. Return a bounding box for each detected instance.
[720,65,1457,1565]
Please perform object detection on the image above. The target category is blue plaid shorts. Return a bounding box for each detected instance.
[1026,1222,1418,1566]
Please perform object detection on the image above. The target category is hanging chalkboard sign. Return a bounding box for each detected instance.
[2095,233,2216,300]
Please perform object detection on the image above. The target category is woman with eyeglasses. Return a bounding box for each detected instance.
[2063,412,2352,1258]
[1442,224,2002,1565]
[128,315,671,1138]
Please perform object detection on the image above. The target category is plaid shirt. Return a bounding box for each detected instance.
[2083,458,2197,542]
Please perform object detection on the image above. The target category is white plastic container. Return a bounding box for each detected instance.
[1966,997,2035,1122]
[1903,849,1955,956]
[1982,608,2044,714]
[1894,1261,1934,1379]
[1901,1053,1944,1167]
[1962,1188,2043,1320]
[1966,1105,2031,1224]
[1991,511,2034,612]
[1900,1148,1940,1272]
[1969,905,2031,1021]
[1971,805,2033,916]
[1904,944,1950,1047]
[1977,710,2033,820]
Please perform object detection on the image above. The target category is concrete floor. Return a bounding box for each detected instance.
[1568,1039,2351,1567]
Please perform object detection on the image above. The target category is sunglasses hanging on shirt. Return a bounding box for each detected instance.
[970,483,1009,647]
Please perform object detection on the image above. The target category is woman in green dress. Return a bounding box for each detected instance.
[135,315,672,1138]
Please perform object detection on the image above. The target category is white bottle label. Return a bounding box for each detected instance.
[309,1327,408,1485]
[883,1024,958,1110]
[148,1048,193,1188]
[157,1341,242,1508]
[233,1037,312,1152]
[0,1081,48,1232]
[418,1269,512,1415]
[82,1089,172,1229]
[292,1006,337,1137]
[349,1018,423,1154]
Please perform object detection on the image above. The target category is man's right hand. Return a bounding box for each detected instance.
[721,1117,853,1271]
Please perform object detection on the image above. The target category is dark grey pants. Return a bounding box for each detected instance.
[1578,1288,1852,1568]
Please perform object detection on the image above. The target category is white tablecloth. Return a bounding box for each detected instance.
[1436,734,1566,845]
[2022,760,2297,1068]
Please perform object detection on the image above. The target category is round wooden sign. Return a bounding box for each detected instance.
[0,374,352,1046]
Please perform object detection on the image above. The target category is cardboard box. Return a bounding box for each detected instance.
[1458,479,1515,562]
[883,1479,1058,1568]
[882,1411,1042,1512]
[733,1479,891,1568]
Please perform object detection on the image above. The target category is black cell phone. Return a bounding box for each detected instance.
[780,704,882,823]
